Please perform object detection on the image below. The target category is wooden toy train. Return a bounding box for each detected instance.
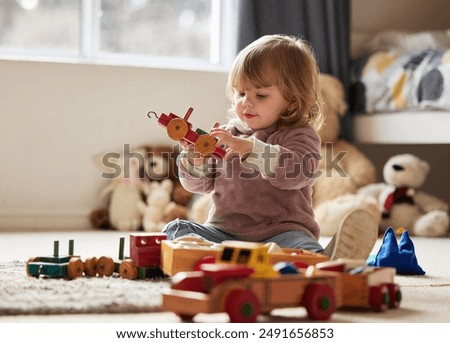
[147,107,226,158]
[26,233,401,322]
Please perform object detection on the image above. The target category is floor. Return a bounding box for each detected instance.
[0,229,449,323]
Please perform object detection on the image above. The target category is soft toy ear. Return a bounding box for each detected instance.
[319,73,347,117]
[419,159,430,176]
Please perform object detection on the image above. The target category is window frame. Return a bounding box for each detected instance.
[0,0,236,72]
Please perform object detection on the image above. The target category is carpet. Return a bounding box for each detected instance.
[0,261,170,315]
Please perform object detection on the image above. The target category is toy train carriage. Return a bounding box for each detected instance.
[26,240,84,280]
[117,233,167,280]
[311,259,402,312]
[151,107,226,158]
[160,237,329,276]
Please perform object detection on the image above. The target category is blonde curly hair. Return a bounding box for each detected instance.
[227,34,324,130]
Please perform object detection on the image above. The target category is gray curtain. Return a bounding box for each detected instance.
[237,0,353,139]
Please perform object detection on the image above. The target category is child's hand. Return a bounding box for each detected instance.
[210,128,254,159]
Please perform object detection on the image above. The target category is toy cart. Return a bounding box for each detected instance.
[26,240,84,280]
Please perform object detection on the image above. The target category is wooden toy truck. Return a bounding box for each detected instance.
[148,107,226,158]
[162,241,402,322]
[162,241,340,322]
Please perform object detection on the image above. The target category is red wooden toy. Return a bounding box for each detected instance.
[148,107,226,158]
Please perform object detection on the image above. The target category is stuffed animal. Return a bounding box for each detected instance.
[141,144,193,207]
[89,144,190,230]
[358,154,449,237]
[313,74,380,236]
[138,179,180,232]
[91,150,144,231]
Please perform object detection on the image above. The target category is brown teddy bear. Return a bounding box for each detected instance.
[313,74,380,236]
[90,144,192,230]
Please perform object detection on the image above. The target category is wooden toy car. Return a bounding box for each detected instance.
[26,240,84,280]
[162,241,339,322]
[148,107,226,158]
[161,237,328,276]
[116,233,167,280]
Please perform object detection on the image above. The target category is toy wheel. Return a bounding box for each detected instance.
[195,135,216,157]
[119,259,138,280]
[369,285,390,312]
[67,257,84,280]
[302,283,336,320]
[387,283,402,309]
[176,313,195,321]
[167,118,189,140]
[97,256,115,277]
[225,289,260,323]
[84,257,98,277]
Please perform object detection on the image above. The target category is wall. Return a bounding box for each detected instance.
[0,60,228,230]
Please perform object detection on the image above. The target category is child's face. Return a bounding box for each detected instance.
[234,82,289,130]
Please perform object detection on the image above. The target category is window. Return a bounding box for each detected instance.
[0,0,236,69]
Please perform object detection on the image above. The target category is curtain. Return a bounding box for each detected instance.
[236,0,353,139]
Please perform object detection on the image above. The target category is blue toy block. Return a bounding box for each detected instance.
[367,227,425,275]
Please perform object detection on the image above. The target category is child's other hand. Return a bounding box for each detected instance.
[210,128,254,159]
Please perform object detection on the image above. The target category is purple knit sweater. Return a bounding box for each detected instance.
[178,118,322,241]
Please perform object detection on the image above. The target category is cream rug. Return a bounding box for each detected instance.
[0,261,169,315]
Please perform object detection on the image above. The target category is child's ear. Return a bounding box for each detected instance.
[287,102,297,113]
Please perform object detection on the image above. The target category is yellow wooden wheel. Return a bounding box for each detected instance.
[97,256,115,277]
[195,134,216,157]
[67,257,84,280]
[119,259,138,280]
[84,257,98,277]
[167,118,189,140]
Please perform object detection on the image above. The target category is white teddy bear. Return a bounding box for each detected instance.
[358,154,449,237]
[138,179,178,232]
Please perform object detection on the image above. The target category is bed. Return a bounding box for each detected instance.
[350,30,450,144]
[349,0,450,144]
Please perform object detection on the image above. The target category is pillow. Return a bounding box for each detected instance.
[354,48,450,113]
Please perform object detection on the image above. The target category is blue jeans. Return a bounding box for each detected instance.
[162,219,324,253]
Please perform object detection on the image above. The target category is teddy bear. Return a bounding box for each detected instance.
[138,179,182,232]
[358,153,449,237]
[140,144,193,208]
[89,144,191,230]
[312,74,380,236]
